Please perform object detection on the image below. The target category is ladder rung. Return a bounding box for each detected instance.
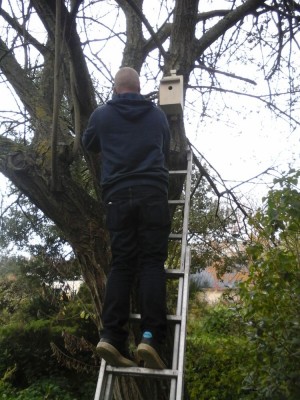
[169,233,182,240]
[165,269,185,278]
[130,313,181,323]
[168,200,185,205]
[169,170,187,175]
[105,365,179,379]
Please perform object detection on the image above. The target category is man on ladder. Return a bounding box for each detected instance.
[83,67,171,370]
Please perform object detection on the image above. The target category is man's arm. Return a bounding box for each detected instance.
[82,110,101,153]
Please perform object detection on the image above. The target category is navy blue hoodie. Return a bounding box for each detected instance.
[82,93,170,199]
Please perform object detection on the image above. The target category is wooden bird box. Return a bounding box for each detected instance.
[159,70,184,116]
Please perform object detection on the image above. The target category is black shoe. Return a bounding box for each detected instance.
[96,338,137,367]
[137,331,166,369]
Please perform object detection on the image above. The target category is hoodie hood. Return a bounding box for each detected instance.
[107,92,154,121]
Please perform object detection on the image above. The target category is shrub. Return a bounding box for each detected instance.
[201,304,244,336]
[186,303,250,400]
[0,319,97,399]
[186,331,249,399]
[0,379,75,399]
[239,171,300,399]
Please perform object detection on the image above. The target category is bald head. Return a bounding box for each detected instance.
[114,67,140,94]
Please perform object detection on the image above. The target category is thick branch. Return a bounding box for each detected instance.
[30,0,97,121]
[124,0,168,59]
[194,63,257,85]
[115,0,146,72]
[0,38,50,120]
[195,0,266,58]
[51,0,63,191]
[196,9,230,22]
[165,0,200,83]
[143,22,172,56]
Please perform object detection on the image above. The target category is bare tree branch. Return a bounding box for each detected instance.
[0,7,47,55]
[194,63,257,85]
[195,0,266,58]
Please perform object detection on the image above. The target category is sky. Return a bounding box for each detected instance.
[186,96,299,201]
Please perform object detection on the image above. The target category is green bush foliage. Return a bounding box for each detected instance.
[0,379,73,400]
[186,171,300,400]
[0,319,97,399]
[186,334,249,400]
[186,303,250,400]
[0,320,72,386]
[239,171,300,400]
[201,304,243,336]
[0,277,99,399]
[0,378,95,399]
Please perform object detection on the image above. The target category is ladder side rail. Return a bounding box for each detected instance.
[176,247,191,400]
[169,322,180,400]
[169,274,184,399]
[169,378,176,400]
[94,360,108,400]
[180,148,193,270]
[171,148,193,399]
[103,374,115,400]
[173,276,184,367]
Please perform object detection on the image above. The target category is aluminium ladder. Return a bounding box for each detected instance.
[94,147,193,400]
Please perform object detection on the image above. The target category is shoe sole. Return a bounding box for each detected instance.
[96,342,136,367]
[137,343,166,369]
